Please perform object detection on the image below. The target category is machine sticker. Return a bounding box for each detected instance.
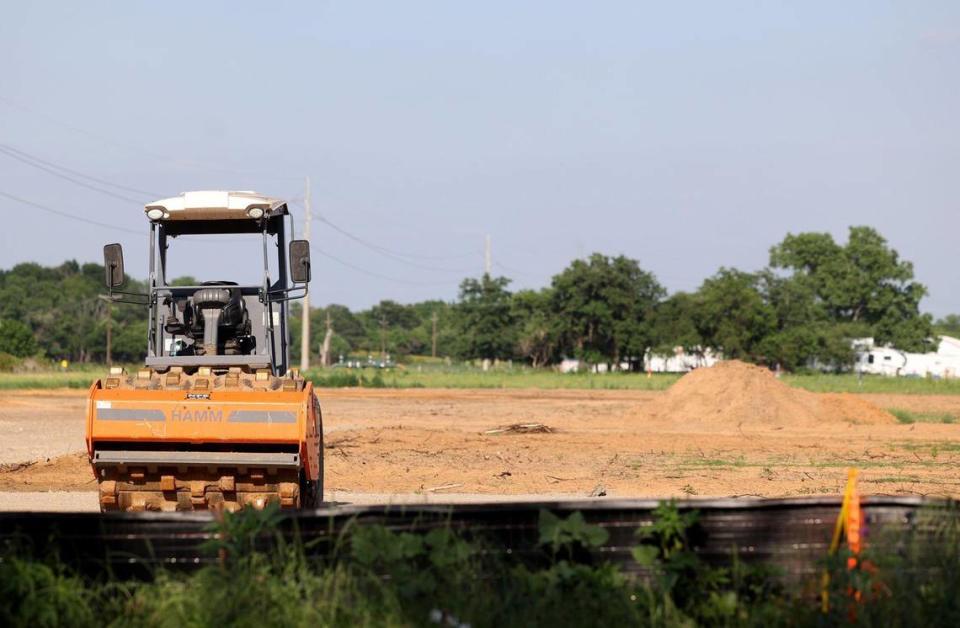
[97,408,165,421]
[95,401,112,409]
[228,410,296,424]
[186,393,211,400]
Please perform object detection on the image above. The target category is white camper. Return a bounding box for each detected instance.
[856,336,960,379]
[645,347,721,373]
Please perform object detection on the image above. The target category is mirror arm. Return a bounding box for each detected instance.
[104,289,151,306]
[264,284,308,303]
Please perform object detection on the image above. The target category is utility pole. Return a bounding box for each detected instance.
[320,310,333,367]
[300,176,311,372]
[484,234,492,276]
[431,310,439,358]
[379,315,388,359]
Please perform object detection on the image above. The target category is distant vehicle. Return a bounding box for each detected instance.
[334,354,397,369]
[854,336,960,378]
[558,347,721,374]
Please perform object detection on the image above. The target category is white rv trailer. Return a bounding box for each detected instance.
[855,336,960,379]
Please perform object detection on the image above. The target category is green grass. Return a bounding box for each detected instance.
[783,373,960,395]
[674,455,750,470]
[306,366,960,394]
[0,371,96,389]
[894,440,960,456]
[889,408,957,424]
[306,366,682,390]
[2,364,958,395]
[865,475,923,484]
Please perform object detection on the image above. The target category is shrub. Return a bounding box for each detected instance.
[0,320,37,358]
[0,353,19,372]
[3,502,960,626]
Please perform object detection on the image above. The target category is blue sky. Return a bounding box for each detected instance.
[1,2,957,315]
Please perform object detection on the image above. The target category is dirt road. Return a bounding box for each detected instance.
[2,387,959,511]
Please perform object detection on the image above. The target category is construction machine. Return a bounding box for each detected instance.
[86,191,322,512]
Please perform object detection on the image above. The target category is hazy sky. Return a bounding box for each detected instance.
[1,2,957,315]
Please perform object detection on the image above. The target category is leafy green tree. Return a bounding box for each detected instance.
[757,323,860,371]
[694,269,774,361]
[290,303,369,363]
[366,300,420,331]
[361,300,425,357]
[770,227,933,351]
[0,261,145,362]
[550,254,664,368]
[0,319,37,357]
[512,289,558,367]
[754,271,851,369]
[408,300,457,358]
[453,274,516,361]
[110,320,149,363]
[322,304,368,350]
[935,315,960,337]
[290,300,458,363]
[649,292,702,354]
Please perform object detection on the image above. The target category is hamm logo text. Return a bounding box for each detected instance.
[171,408,223,422]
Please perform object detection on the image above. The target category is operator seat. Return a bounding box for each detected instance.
[192,281,248,356]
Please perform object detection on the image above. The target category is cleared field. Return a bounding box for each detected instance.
[2,383,960,510]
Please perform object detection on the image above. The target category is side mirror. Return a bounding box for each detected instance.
[103,243,125,288]
[289,240,311,284]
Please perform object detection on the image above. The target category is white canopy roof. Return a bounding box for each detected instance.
[144,190,286,221]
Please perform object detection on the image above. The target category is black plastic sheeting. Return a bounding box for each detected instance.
[0,496,947,580]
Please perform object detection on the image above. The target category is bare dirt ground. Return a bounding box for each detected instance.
[1,373,960,511]
[0,390,86,465]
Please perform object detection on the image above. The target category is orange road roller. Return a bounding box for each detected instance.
[86,191,323,511]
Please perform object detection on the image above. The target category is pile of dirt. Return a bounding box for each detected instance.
[645,360,895,429]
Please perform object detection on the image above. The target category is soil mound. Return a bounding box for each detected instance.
[646,360,895,429]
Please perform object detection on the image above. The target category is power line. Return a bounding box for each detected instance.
[0,141,306,213]
[493,260,542,279]
[288,199,481,264]
[313,248,458,286]
[0,144,148,204]
[290,189,483,255]
[0,94,301,181]
[0,190,142,235]
[0,94,171,162]
[313,212,463,271]
[296,210,478,274]
[0,143,161,198]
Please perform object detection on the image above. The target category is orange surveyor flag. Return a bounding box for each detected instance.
[821,468,861,614]
[846,472,862,569]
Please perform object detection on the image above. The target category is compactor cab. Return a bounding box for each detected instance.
[87,191,323,512]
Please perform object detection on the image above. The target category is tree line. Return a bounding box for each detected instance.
[0,226,952,370]
[291,226,942,371]
[0,261,146,364]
